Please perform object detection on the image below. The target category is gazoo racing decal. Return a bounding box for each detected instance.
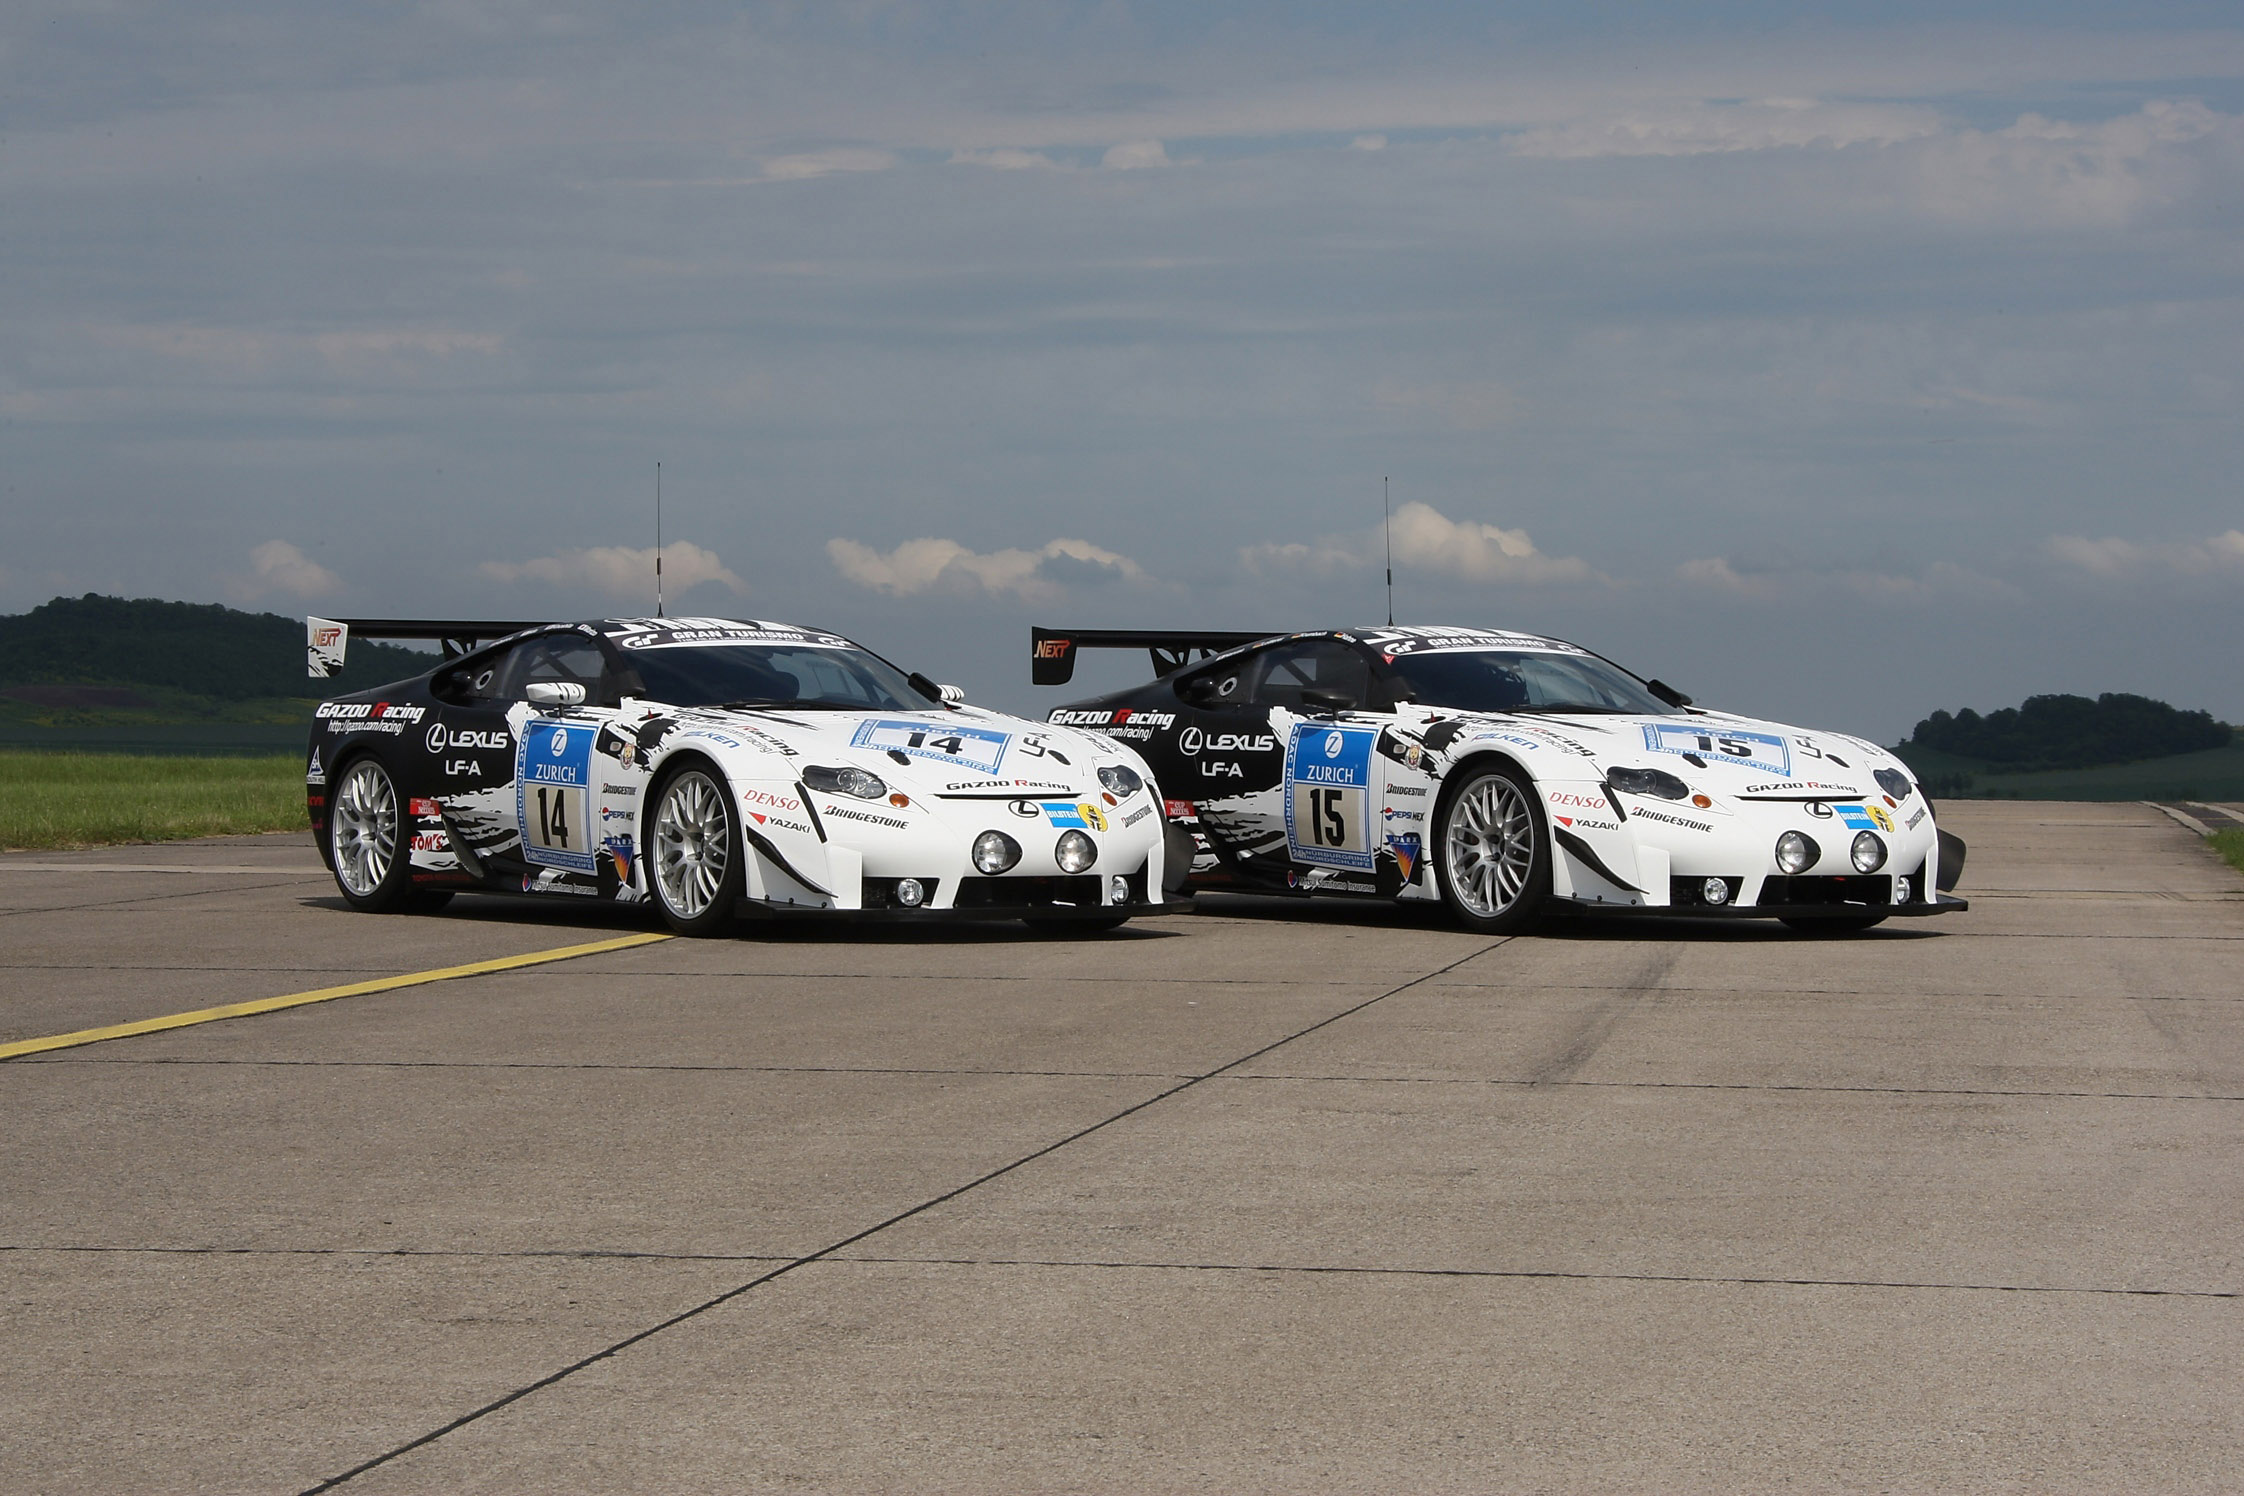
[1284,724,1378,872]
[1642,722,1790,776]
[517,721,596,873]
[851,719,1010,775]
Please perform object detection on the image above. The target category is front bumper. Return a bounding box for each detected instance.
[1549,892,1968,920]
[732,895,1194,922]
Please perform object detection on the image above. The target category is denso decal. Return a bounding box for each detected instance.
[850,719,1009,775]
[1547,791,1606,810]
[1643,722,1790,775]
[738,786,802,812]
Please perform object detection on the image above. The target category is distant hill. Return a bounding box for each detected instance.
[1903,692,2231,774]
[0,595,437,699]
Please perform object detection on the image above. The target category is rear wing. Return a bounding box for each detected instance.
[1031,626,1273,687]
[307,616,553,678]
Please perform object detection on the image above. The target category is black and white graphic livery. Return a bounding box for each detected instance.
[1032,623,1967,933]
[305,616,1179,935]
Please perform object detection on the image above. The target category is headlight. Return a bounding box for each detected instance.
[1851,832,1887,873]
[1874,768,1914,801]
[1606,766,1690,801]
[972,830,1021,875]
[1776,831,1819,874]
[1097,763,1144,798]
[802,765,887,800]
[1056,830,1097,873]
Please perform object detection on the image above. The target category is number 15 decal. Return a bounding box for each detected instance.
[1285,725,1377,871]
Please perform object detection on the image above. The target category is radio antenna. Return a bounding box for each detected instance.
[654,461,664,618]
[1383,476,1393,625]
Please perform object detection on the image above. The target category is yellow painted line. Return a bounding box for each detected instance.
[0,931,674,1062]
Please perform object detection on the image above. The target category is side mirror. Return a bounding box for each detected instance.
[525,680,587,707]
[1647,679,1692,709]
[1300,687,1355,715]
[939,683,966,706]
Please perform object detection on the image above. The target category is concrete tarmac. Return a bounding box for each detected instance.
[2,802,2239,1493]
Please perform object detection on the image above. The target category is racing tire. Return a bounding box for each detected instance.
[1022,912,1132,934]
[647,761,745,938]
[1779,914,1887,934]
[1433,761,1551,935]
[327,756,421,913]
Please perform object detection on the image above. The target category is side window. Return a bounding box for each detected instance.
[495,637,617,705]
[433,647,515,706]
[1174,658,1253,709]
[1245,641,1372,710]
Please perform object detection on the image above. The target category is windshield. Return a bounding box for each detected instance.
[1389,649,1669,715]
[623,644,928,711]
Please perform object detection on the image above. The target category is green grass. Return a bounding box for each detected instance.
[0,752,309,850]
[1893,736,2244,801]
[2212,829,2244,879]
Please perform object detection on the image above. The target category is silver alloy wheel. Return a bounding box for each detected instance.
[653,770,730,919]
[1442,773,1536,919]
[330,759,398,897]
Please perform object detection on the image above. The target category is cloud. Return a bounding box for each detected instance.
[827,535,1148,603]
[760,147,899,182]
[242,540,341,599]
[479,542,744,599]
[1101,139,1173,170]
[1907,100,2244,227]
[1511,98,1941,159]
[1350,134,1387,152]
[2044,529,2244,579]
[1244,502,1594,585]
[1677,555,2018,601]
[949,147,1061,170]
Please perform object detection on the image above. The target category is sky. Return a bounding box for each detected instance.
[4,1,2241,741]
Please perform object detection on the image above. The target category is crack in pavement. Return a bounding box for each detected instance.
[296,938,1510,1493]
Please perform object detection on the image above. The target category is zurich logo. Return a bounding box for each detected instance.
[1323,731,1344,759]
[551,729,568,755]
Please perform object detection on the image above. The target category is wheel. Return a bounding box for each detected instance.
[1023,913,1131,934]
[1433,762,1550,934]
[1780,914,1887,934]
[327,756,420,913]
[648,761,744,937]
